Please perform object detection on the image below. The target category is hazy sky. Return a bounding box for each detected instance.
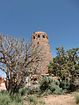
[0,0,79,76]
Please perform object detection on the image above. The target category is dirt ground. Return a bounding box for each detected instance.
[44,94,76,105]
[24,93,77,105]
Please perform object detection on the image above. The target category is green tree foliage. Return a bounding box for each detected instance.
[48,47,79,91]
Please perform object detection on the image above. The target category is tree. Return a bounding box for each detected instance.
[48,47,79,91]
[0,34,41,93]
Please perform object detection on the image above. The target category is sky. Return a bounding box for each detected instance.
[0,0,79,76]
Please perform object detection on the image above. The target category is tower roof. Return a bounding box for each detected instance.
[33,31,46,34]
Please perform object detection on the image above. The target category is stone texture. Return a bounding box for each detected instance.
[0,77,6,91]
[32,31,52,75]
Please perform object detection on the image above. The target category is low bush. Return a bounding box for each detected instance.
[25,85,40,95]
[27,95,46,105]
[39,76,63,95]
[19,87,27,96]
[59,79,70,92]
[38,100,45,105]
[0,91,23,105]
[0,92,11,105]
[75,93,79,104]
[10,93,23,103]
[28,95,37,105]
[53,86,63,95]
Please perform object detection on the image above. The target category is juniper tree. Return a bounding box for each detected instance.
[48,47,79,91]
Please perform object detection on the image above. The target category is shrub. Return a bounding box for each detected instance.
[0,92,11,105]
[28,95,37,105]
[25,85,40,95]
[10,94,23,103]
[53,86,63,95]
[19,87,27,96]
[38,100,45,105]
[75,93,79,104]
[39,76,52,93]
[27,95,46,105]
[59,79,70,92]
[9,102,23,105]
[0,90,8,94]
[39,76,63,95]
[0,91,23,105]
[8,101,23,105]
[48,47,79,92]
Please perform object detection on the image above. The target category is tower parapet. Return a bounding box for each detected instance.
[32,31,48,43]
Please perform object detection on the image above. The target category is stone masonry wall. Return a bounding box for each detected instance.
[32,31,52,75]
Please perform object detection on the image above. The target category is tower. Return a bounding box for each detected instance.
[32,31,52,75]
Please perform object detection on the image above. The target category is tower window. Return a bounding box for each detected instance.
[46,36,48,39]
[43,35,45,38]
[38,35,40,38]
[33,36,35,39]
[37,42,39,44]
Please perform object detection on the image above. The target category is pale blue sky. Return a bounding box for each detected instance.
[0,0,79,76]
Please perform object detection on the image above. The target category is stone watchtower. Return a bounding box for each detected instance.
[32,31,52,75]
